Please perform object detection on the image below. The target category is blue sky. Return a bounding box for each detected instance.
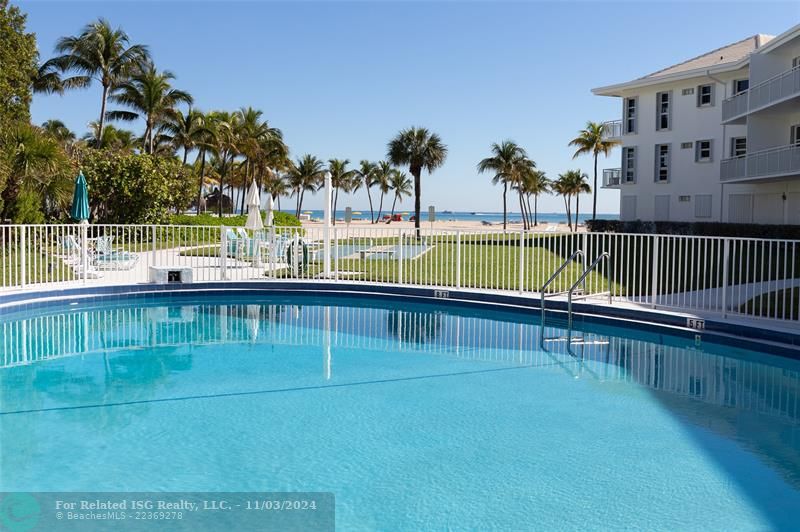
[20,1,800,213]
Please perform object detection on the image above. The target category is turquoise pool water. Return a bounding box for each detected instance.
[1,295,799,530]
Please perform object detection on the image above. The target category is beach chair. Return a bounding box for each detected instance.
[60,235,104,279]
[93,235,140,270]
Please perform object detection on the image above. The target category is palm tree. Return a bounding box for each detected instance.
[106,62,193,154]
[477,141,533,231]
[519,169,549,227]
[264,174,289,211]
[161,108,208,165]
[1,124,68,221]
[327,159,357,225]
[82,121,136,151]
[357,160,377,223]
[288,155,325,217]
[555,170,590,231]
[389,171,412,216]
[38,18,150,146]
[387,127,447,234]
[372,161,393,223]
[205,111,240,217]
[568,121,619,220]
[191,111,217,214]
[41,120,75,145]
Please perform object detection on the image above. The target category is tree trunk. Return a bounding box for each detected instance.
[295,189,300,217]
[377,193,384,223]
[218,159,226,218]
[534,194,538,226]
[592,152,598,221]
[148,119,155,154]
[526,194,534,228]
[183,146,189,166]
[97,84,109,148]
[563,196,571,231]
[366,184,374,223]
[518,192,527,231]
[332,187,338,225]
[391,195,398,216]
[502,182,508,232]
[575,193,580,230]
[196,150,206,214]
[412,166,421,238]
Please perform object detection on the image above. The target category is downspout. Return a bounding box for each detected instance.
[706,69,728,223]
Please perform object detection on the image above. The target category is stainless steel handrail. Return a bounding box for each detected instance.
[567,252,612,329]
[540,249,584,321]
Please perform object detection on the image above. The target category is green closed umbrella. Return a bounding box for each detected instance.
[70,171,89,222]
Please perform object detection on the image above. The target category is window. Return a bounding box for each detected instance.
[695,140,713,162]
[656,91,671,130]
[622,147,636,183]
[695,195,712,218]
[681,88,694,96]
[733,79,749,94]
[680,142,693,149]
[731,137,746,157]
[793,56,800,69]
[654,144,670,182]
[624,97,637,134]
[679,195,691,202]
[697,84,714,106]
[792,125,800,146]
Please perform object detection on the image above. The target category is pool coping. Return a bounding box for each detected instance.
[1,281,799,358]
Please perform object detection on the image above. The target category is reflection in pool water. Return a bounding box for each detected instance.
[1,296,799,530]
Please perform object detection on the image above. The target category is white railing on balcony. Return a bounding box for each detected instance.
[722,144,800,181]
[723,65,800,121]
[1,224,799,322]
[601,120,622,140]
[602,168,621,187]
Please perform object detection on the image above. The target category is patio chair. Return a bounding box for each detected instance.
[93,235,140,271]
[60,235,104,279]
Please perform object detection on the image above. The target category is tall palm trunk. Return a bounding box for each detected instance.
[526,195,534,228]
[183,146,189,166]
[412,166,421,238]
[295,189,301,217]
[501,182,508,231]
[517,192,527,231]
[575,193,580,230]
[563,196,572,231]
[97,84,110,148]
[391,194,398,216]
[196,149,206,214]
[366,186,374,223]
[377,193,384,223]
[592,152,598,221]
[332,187,339,225]
[534,194,539,227]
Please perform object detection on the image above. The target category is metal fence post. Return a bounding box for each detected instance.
[151,225,157,267]
[220,225,228,280]
[721,238,730,318]
[397,228,403,285]
[518,229,525,294]
[20,225,27,288]
[650,235,659,309]
[455,230,461,289]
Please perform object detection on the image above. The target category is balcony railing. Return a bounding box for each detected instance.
[602,168,621,188]
[722,65,800,122]
[721,144,800,181]
[601,120,622,140]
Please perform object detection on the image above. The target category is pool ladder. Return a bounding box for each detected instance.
[540,250,612,329]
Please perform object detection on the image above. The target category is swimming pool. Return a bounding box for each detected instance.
[1,293,799,530]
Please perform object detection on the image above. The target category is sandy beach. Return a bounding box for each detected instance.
[300,218,586,233]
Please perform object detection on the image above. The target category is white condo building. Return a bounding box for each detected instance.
[593,24,800,224]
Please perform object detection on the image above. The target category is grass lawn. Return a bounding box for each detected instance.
[739,287,800,320]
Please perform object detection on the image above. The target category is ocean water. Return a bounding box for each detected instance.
[1,295,798,530]
[283,210,617,223]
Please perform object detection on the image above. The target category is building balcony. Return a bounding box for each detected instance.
[602,168,622,188]
[721,144,800,182]
[601,120,622,141]
[722,65,800,123]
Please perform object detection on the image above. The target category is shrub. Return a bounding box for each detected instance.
[586,219,800,239]
[171,210,301,228]
[81,151,192,224]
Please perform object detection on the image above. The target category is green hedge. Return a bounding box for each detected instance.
[586,219,800,239]
[170,211,301,228]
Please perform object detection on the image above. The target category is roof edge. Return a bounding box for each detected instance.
[591,60,749,96]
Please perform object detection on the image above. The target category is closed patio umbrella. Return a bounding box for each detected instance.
[244,180,263,231]
[265,194,274,226]
[71,171,89,223]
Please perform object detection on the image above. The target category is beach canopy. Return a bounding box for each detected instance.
[70,171,90,222]
[244,180,263,230]
[265,194,274,226]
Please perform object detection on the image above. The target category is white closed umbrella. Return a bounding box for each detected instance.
[265,194,274,226]
[244,180,263,231]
